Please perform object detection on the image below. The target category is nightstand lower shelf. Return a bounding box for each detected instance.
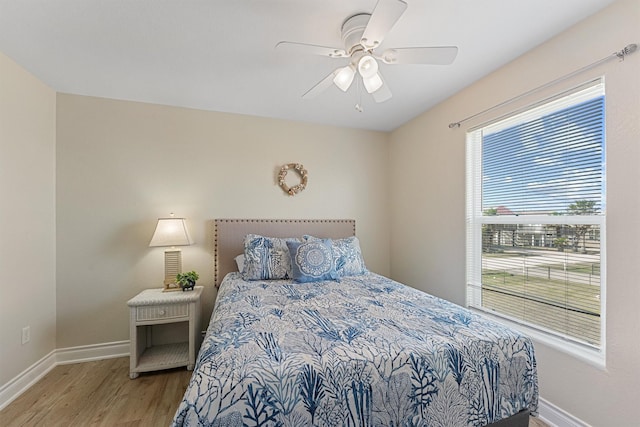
[131,342,191,378]
[138,342,189,369]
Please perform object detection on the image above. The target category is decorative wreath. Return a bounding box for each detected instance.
[278,163,308,196]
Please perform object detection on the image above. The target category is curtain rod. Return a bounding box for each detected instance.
[448,43,637,129]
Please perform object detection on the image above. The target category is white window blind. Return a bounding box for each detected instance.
[466,80,605,352]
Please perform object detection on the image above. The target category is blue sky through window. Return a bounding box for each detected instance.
[482,96,604,215]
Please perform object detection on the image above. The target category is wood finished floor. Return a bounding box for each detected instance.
[0,356,549,427]
[0,357,191,427]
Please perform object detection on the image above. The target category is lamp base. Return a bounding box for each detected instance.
[163,280,182,292]
[162,248,183,292]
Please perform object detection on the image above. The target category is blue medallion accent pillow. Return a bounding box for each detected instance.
[242,234,301,280]
[304,235,368,277]
[286,239,338,283]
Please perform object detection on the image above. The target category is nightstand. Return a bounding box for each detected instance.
[127,286,203,379]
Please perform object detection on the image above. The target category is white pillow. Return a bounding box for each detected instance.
[234,254,245,272]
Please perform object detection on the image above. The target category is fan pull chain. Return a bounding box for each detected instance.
[355,77,364,112]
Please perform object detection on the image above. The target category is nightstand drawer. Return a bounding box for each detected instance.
[136,303,188,321]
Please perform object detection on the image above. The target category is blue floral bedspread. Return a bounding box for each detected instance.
[172,273,538,427]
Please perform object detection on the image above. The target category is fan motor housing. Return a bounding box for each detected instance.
[341,14,371,56]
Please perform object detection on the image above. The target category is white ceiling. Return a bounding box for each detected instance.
[0,0,615,131]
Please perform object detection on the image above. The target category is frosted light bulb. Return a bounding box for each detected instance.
[358,55,379,79]
[363,73,383,93]
[333,65,355,91]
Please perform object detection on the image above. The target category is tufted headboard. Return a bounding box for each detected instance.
[214,219,356,287]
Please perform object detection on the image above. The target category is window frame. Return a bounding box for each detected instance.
[465,79,607,367]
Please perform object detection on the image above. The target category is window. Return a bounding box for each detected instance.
[466,80,605,359]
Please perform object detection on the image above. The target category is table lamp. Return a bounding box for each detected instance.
[149,214,194,291]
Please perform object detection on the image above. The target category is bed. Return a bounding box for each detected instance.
[172,219,538,427]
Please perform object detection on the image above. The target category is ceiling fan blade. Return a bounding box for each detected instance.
[360,0,408,50]
[372,74,392,103]
[302,71,338,99]
[275,41,347,58]
[380,46,458,65]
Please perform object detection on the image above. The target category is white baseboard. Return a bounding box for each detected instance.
[0,350,57,411]
[56,340,129,365]
[0,341,129,411]
[538,397,590,427]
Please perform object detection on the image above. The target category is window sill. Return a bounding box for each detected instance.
[471,308,606,371]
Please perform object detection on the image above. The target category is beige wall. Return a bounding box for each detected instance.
[0,53,57,385]
[389,1,640,425]
[55,94,390,348]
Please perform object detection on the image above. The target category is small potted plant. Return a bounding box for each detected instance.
[176,271,199,291]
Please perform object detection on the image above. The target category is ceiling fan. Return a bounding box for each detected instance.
[276,0,458,105]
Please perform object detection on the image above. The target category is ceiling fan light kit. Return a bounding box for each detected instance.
[357,54,383,94]
[357,55,378,78]
[276,0,458,107]
[333,65,356,91]
[363,73,383,94]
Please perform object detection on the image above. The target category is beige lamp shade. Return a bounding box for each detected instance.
[149,217,193,291]
[149,217,193,247]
